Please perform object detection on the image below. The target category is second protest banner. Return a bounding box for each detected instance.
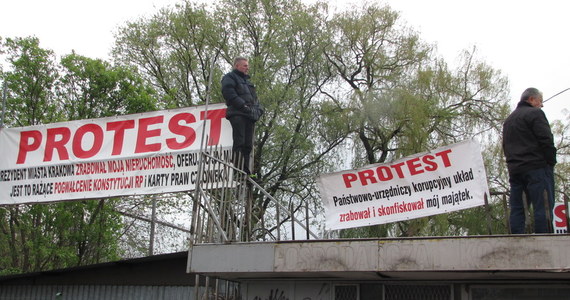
[317,139,490,230]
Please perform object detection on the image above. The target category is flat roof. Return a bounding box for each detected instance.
[4,235,569,286]
[188,234,570,281]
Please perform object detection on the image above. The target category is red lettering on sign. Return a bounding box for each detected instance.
[554,204,567,227]
[390,162,406,178]
[16,130,42,164]
[406,157,423,175]
[44,127,71,162]
[435,149,452,167]
[376,166,393,181]
[135,116,163,153]
[73,124,103,159]
[341,149,454,188]
[167,113,196,150]
[201,109,225,146]
[107,120,135,155]
[342,173,358,188]
[422,155,438,171]
[358,169,377,186]
[14,108,228,164]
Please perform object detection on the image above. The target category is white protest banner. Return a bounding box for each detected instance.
[317,139,490,230]
[0,103,233,205]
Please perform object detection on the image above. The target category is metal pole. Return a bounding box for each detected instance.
[188,52,221,274]
[204,276,210,300]
[544,189,553,233]
[190,52,220,242]
[501,193,511,234]
[196,53,220,155]
[305,199,310,240]
[543,87,570,103]
[214,278,219,300]
[522,191,531,233]
[290,202,295,240]
[149,196,157,256]
[194,274,201,300]
[564,194,570,233]
[483,193,493,235]
[1,81,7,128]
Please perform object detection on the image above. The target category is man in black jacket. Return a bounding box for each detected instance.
[221,57,263,175]
[503,87,556,233]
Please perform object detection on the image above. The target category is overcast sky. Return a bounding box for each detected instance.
[2,0,569,121]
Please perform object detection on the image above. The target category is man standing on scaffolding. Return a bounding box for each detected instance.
[222,57,264,175]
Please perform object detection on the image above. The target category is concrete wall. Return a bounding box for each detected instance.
[189,235,570,279]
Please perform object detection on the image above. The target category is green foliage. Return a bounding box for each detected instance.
[0,37,158,274]
[113,1,225,108]
[324,11,510,237]
[1,37,60,126]
[110,0,514,239]
[551,117,570,203]
[0,0,524,263]
[0,200,123,274]
[58,52,157,119]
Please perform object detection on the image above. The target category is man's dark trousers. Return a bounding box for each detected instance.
[229,115,254,174]
[509,166,555,234]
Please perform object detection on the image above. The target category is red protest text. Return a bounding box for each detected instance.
[342,149,453,188]
[16,109,226,164]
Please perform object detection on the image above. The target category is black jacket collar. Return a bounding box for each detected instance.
[516,100,533,108]
[232,69,249,79]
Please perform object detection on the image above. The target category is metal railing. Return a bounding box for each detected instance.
[185,143,569,244]
[188,144,319,245]
[194,275,241,300]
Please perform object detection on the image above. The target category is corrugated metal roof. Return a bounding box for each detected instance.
[0,285,196,300]
[0,251,192,286]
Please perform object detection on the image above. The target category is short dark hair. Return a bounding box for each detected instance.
[521,87,542,102]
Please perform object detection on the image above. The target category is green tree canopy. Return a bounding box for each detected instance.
[0,0,523,271]
[112,0,512,239]
[0,36,159,275]
[1,37,60,126]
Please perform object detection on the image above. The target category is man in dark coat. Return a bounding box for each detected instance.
[221,57,263,174]
[503,87,556,233]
